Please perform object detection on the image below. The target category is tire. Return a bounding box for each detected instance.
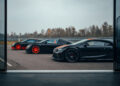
[32,46,40,54]
[15,44,21,50]
[65,49,79,63]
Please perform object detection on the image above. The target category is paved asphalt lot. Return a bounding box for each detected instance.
[7,45,113,70]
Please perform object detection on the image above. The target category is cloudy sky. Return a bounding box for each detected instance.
[8,0,113,34]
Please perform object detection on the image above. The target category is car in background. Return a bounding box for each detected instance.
[53,38,113,62]
[26,39,71,54]
[11,39,41,50]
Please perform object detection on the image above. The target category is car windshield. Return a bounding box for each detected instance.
[21,39,37,43]
[37,39,58,44]
[47,39,58,44]
[38,40,47,43]
[21,39,27,42]
[71,39,87,45]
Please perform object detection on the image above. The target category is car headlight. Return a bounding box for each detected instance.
[54,48,65,53]
[26,44,32,49]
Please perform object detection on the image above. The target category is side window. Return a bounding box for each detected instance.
[87,41,105,46]
[58,40,66,45]
[37,40,41,42]
[104,42,112,46]
[27,40,36,43]
[46,40,58,44]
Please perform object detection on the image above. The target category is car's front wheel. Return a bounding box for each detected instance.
[32,46,40,54]
[15,44,21,50]
[65,49,79,63]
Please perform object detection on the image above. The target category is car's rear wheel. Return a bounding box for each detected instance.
[15,44,21,50]
[32,46,40,54]
[65,49,79,63]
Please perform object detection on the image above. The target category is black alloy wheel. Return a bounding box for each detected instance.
[65,49,79,63]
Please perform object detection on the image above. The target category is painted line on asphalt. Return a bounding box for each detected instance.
[7,70,113,73]
[7,62,12,67]
[0,58,12,67]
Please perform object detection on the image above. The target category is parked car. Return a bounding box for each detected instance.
[11,39,41,50]
[53,38,113,62]
[26,39,71,54]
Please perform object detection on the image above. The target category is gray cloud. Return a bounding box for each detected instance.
[8,0,113,34]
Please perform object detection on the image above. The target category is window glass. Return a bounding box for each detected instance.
[0,0,5,70]
[116,0,120,18]
[27,40,36,43]
[115,0,120,70]
[104,42,112,46]
[57,40,64,45]
[7,0,113,70]
[87,41,105,46]
[47,40,58,44]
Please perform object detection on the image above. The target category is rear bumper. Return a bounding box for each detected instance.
[11,46,26,50]
[11,46,15,50]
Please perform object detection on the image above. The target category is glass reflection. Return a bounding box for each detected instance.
[0,0,5,70]
[116,0,120,18]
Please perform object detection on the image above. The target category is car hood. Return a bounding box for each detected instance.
[12,42,21,46]
[56,44,69,49]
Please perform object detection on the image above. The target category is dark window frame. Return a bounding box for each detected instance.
[0,0,7,71]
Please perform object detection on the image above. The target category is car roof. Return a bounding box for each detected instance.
[87,38,113,43]
[27,38,39,40]
[41,39,69,42]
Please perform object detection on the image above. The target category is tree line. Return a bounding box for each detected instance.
[8,22,113,38]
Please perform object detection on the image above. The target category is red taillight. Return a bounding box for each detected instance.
[11,46,15,50]
[22,47,26,50]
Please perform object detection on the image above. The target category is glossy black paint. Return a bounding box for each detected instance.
[26,39,71,54]
[11,39,41,50]
[53,39,113,62]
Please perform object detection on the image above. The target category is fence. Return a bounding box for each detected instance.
[7,37,113,42]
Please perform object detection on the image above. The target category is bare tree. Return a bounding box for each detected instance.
[8,22,113,39]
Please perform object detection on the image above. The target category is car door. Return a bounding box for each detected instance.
[103,42,113,60]
[22,39,37,46]
[43,40,58,53]
[81,40,105,59]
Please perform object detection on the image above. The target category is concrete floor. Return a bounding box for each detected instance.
[0,72,120,86]
[7,46,113,70]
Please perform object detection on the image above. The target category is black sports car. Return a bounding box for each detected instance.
[26,39,71,54]
[11,39,41,50]
[53,39,113,62]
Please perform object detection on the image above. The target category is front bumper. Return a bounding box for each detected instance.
[53,52,65,61]
[26,48,32,54]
